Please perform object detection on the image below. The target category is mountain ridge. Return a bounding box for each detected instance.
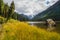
[32,0,60,21]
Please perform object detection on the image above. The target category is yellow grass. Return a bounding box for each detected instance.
[0,19,60,40]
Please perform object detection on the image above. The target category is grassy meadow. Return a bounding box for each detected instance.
[0,19,60,40]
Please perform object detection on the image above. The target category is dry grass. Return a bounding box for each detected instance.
[0,19,60,40]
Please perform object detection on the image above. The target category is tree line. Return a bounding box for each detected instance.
[0,0,15,23]
[0,0,29,24]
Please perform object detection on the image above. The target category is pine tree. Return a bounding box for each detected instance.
[3,3,9,18]
[0,0,4,16]
[12,12,18,20]
[7,1,15,21]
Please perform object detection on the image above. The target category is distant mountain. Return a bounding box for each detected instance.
[32,0,60,21]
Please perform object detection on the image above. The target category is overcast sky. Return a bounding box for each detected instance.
[3,0,59,17]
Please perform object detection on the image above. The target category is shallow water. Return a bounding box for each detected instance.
[27,21,60,33]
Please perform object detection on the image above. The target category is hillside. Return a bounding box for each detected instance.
[0,19,60,40]
[32,0,60,21]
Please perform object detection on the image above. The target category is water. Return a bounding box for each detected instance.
[27,21,60,33]
[27,21,45,25]
[27,21,47,29]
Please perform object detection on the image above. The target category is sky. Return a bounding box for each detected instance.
[3,0,59,17]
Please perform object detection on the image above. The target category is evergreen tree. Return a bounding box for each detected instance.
[7,1,15,21]
[3,3,9,18]
[0,0,4,16]
[12,12,18,20]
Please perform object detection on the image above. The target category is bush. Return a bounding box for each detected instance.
[0,16,6,24]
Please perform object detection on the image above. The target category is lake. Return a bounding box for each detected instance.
[27,21,60,33]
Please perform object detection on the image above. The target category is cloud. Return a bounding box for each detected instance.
[3,0,59,16]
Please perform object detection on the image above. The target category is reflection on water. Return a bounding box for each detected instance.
[27,21,45,26]
[27,21,47,29]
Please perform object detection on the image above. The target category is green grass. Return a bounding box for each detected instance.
[0,19,60,40]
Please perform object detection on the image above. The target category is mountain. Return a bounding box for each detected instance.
[32,0,60,21]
